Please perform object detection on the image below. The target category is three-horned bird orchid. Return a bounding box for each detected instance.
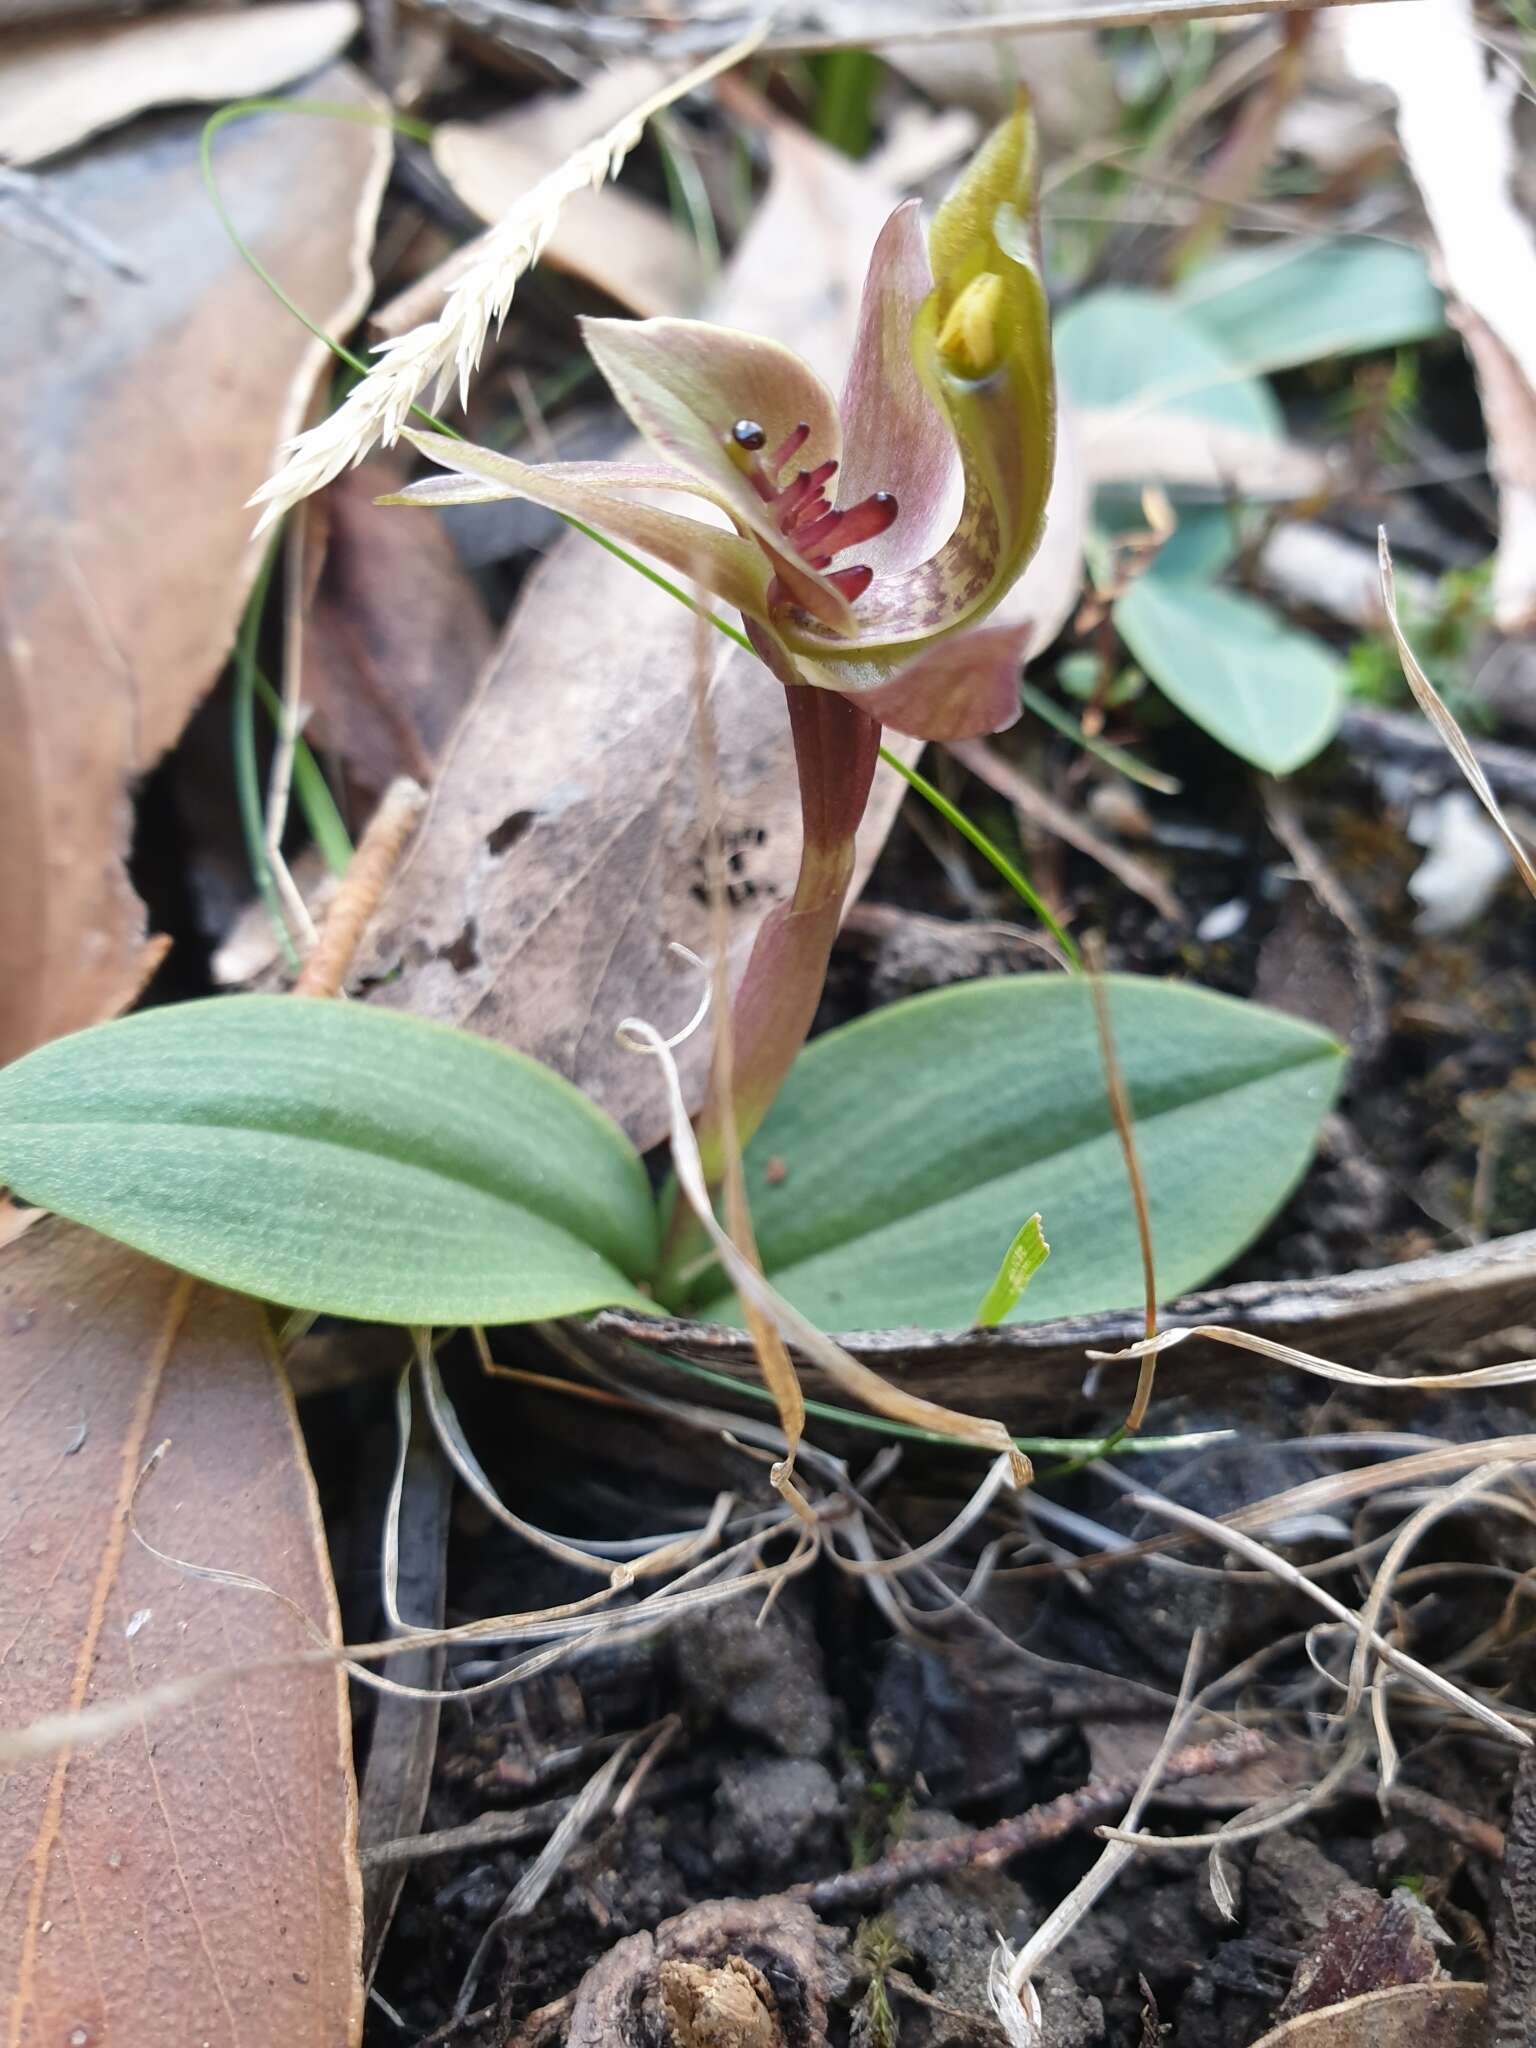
[389,105,1056,1172]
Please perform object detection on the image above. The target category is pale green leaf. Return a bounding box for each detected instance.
[1055,288,1281,582]
[975,1212,1049,1327]
[1114,575,1345,774]
[1054,288,1282,437]
[677,975,1343,1334]
[0,996,658,1324]
[1175,237,1444,374]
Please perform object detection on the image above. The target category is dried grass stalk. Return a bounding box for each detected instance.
[1379,528,1536,901]
[249,28,764,533]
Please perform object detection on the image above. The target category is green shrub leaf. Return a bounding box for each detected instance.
[1113,575,1346,774]
[672,975,1344,1334]
[0,997,658,1323]
[1054,286,1283,436]
[1175,237,1444,373]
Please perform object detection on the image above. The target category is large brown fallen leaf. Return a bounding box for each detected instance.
[356,114,923,1151]
[0,1,360,166]
[0,66,388,1067]
[0,1222,363,2046]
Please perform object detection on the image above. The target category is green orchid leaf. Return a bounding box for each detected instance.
[0,997,658,1324]
[670,974,1344,1334]
[1114,574,1345,774]
[975,1212,1049,1327]
[1174,237,1444,373]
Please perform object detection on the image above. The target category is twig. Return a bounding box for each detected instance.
[454,1732,647,2017]
[792,1730,1266,1913]
[361,1758,716,1870]
[293,777,428,997]
[1002,1632,1208,2034]
[1339,1771,1506,1862]
[417,0,1401,62]
[1339,707,1536,813]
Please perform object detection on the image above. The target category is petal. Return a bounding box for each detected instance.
[381,474,517,509]
[580,316,856,634]
[784,104,1056,659]
[985,398,1087,657]
[822,621,1031,742]
[837,200,959,576]
[400,430,774,625]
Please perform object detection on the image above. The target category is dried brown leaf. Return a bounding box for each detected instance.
[0,1221,363,2046]
[1077,405,1332,498]
[1279,1891,1441,2019]
[304,459,495,811]
[1250,1982,1485,2048]
[356,114,922,1150]
[0,67,388,1065]
[1340,0,1536,631]
[0,1,359,165]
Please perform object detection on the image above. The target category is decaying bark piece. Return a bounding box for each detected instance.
[564,1898,845,2048]
[659,1957,781,2048]
[598,1227,1536,1428]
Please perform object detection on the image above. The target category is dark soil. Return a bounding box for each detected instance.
[338,1344,1530,2046]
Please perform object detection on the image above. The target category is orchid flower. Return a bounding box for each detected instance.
[387,107,1055,1173]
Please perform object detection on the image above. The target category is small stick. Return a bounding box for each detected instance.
[793,1729,1266,1913]
[293,777,427,999]
[1340,1771,1506,1863]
